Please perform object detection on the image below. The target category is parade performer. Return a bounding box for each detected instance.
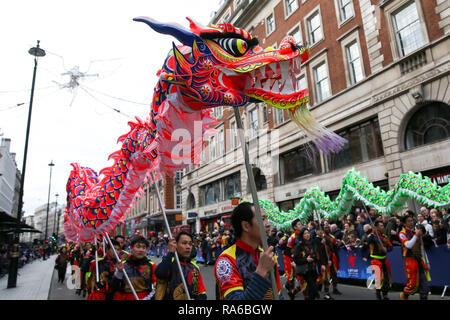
[367,220,392,300]
[114,235,130,261]
[80,242,95,298]
[54,247,69,284]
[110,236,157,300]
[86,240,121,300]
[214,202,283,300]
[69,243,83,295]
[154,231,206,300]
[399,215,431,300]
[314,227,333,300]
[323,223,341,295]
[284,219,302,299]
[293,228,325,300]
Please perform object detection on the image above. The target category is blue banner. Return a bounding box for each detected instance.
[337,245,450,287]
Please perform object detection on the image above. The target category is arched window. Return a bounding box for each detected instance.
[186,193,196,210]
[405,102,450,150]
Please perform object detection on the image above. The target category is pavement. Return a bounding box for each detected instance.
[0,254,56,300]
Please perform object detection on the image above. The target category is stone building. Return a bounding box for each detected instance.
[123,172,184,237]
[0,138,21,218]
[179,0,450,231]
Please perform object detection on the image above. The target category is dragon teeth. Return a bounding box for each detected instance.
[255,78,262,89]
[281,78,294,95]
[271,79,280,93]
[281,61,289,82]
[263,78,271,91]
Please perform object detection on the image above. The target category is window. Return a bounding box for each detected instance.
[175,170,183,185]
[392,1,425,57]
[187,193,196,210]
[200,173,241,206]
[313,62,331,102]
[404,102,450,150]
[338,0,354,23]
[203,181,221,205]
[218,128,225,156]
[201,144,206,164]
[297,74,307,91]
[249,107,259,138]
[266,13,275,35]
[224,172,241,200]
[230,120,238,149]
[324,118,384,172]
[222,8,231,23]
[346,41,364,84]
[274,108,284,125]
[215,106,223,119]
[306,11,323,45]
[210,135,217,160]
[285,0,298,17]
[288,25,302,45]
[175,188,182,209]
[280,145,321,184]
[262,105,268,123]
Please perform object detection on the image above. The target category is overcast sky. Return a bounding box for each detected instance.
[0,0,221,217]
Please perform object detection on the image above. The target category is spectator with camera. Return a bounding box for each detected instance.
[431,220,447,246]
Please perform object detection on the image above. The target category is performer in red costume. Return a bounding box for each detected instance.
[399,215,431,300]
[367,220,392,300]
[284,219,302,299]
[110,236,157,300]
[215,202,283,300]
[87,239,121,300]
[154,231,206,300]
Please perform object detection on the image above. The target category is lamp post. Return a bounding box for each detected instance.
[7,40,45,289]
[53,193,59,235]
[44,161,55,242]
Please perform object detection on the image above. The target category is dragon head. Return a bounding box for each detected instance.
[134,17,308,110]
[134,17,346,162]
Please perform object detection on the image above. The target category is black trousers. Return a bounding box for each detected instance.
[303,270,319,300]
[57,265,67,282]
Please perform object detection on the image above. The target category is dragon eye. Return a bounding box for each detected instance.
[214,38,249,57]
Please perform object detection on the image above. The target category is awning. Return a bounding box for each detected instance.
[200,213,224,221]
[0,211,42,234]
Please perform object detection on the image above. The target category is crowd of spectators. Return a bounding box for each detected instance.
[147,218,236,264]
[140,206,450,265]
[310,206,450,252]
[0,242,56,278]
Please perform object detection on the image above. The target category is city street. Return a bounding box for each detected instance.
[43,255,448,301]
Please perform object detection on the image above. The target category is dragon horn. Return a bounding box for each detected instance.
[133,16,201,47]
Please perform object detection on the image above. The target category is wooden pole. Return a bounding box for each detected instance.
[152,172,192,300]
[105,232,139,300]
[233,107,279,300]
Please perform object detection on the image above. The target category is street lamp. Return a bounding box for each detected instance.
[44,160,55,242]
[7,40,45,289]
[52,193,59,235]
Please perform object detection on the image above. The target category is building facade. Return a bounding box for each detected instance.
[33,202,58,240]
[121,172,184,237]
[0,138,21,218]
[179,0,450,230]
